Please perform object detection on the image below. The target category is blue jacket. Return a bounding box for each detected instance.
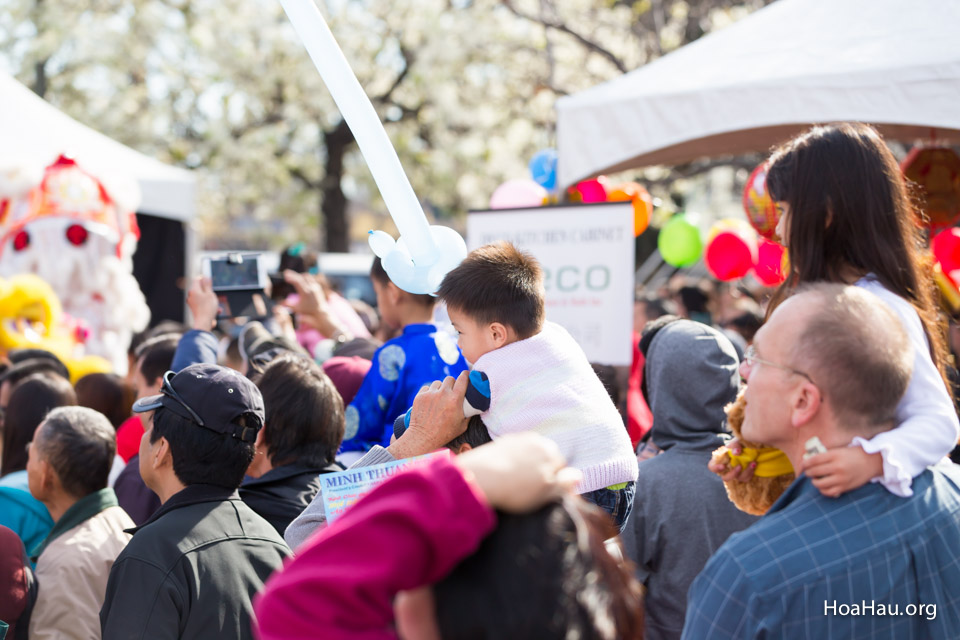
[340,324,467,452]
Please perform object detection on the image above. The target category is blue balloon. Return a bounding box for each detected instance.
[529,148,558,191]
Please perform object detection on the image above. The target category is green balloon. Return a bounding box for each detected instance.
[658,215,703,267]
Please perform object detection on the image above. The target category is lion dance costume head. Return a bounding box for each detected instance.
[0,155,150,373]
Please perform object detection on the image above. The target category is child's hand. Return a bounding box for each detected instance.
[707,438,757,483]
[800,447,883,498]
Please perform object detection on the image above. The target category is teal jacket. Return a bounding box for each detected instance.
[0,474,53,558]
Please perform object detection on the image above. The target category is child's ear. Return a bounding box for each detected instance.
[489,322,510,347]
[386,281,404,305]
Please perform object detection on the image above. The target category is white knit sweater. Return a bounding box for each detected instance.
[473,321,638,494]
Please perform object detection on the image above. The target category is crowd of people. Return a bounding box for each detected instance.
[1,121,960,640]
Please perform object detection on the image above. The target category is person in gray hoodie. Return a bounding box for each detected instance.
[621,318,759,640]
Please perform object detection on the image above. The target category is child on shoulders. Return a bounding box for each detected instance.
[437,242,638,529]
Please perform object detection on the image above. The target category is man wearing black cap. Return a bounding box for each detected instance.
[99,363,290,640]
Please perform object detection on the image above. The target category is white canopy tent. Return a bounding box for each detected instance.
[0,70,195,221]
[556,0,960,187]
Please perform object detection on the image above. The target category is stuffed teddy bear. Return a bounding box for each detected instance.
[710,390,795,516]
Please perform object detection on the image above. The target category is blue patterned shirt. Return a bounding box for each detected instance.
[340,323,467,453]
[683,462,960,639]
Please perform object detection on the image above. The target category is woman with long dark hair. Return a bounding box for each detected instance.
[763,122,958,498]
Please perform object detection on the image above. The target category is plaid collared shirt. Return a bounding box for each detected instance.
[683,462,960,639]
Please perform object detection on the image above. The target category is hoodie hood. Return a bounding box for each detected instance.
[645,320,740,451]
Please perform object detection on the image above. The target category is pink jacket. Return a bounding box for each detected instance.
[254,457,497,640]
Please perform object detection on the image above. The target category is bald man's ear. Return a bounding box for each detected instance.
[790,381,822,428]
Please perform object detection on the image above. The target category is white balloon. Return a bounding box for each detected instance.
[367,229,397,258]
[279,0,467,293]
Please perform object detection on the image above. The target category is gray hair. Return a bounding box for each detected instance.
[789,283,913,433]
[37,406,116,498]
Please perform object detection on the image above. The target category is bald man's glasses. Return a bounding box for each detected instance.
[743,345,816,386]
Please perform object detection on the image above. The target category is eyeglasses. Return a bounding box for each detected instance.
[743,345,816,386]
[161,371,205,427]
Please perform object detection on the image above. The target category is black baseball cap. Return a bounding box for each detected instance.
[132,363,264,443]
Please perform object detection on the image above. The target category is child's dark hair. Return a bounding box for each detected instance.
[438,242,545,339]
[445,415,493,452]
[370,257,436,308]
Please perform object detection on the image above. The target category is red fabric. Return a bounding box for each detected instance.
[115,414,144,462]
[626,331,653,447]
[0,524,30,638]
[323,356,373,407]
[255,456,496,640]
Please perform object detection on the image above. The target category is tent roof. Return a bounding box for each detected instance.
[0,70,195,221]
[556,0,960,187]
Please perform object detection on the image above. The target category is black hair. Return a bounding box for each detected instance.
[0,374,77,477]
[251,353,345,467]
[445,415,493,452]
[38,406,115,497]
[370,257,436,308]
[0,356,70,388]
[149,406,256,489]
[434,497,644,639]
[134,335,179,387]
[765,122,950,392]
[438,242,544,339]
[635,292,675,320]
[722,310,764,343]
[128,321,187,357]
[677,285,710,315]
[75,372,135,429]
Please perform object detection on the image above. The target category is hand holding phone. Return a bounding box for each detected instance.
[201,253,272,319]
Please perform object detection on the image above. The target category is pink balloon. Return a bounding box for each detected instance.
[573,178,607,203]
[705,231,757,281]
[489,179,547,209]
[753,238,787,287]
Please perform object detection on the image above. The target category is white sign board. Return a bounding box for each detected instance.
[467,202,634,365]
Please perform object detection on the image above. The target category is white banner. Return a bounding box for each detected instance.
[467,203,634,365]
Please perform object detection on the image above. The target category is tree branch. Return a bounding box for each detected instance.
[501,0,628,74]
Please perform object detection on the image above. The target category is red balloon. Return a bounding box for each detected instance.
[570,178,607,203]
[705,231,756,281]
[933,228,960,274]
[753,238,787,287]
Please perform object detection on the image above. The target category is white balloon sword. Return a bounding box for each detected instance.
[277,0,466,294]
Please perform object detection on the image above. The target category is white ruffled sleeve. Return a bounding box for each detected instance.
[853,278,959,497]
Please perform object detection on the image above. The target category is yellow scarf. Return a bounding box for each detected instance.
[726,446,794,478]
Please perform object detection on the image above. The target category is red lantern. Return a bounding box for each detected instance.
[753,238,788,287]
[901,146,960,230]
[742,164,778,240]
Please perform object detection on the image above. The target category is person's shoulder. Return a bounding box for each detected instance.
[854,276,918,319]
[915,464,960,515]
[123,498,288,563]
[231,497,292,543]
